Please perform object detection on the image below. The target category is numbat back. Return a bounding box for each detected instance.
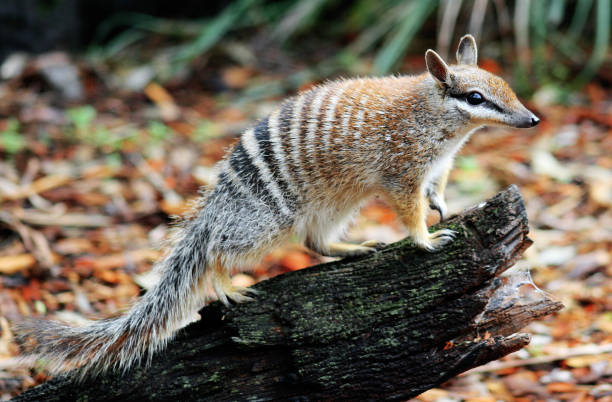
[15,34,539,378]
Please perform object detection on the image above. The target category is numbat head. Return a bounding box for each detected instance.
[426,35,539,129]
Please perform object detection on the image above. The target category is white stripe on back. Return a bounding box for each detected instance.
[268,109,300,199]
[353,94,369,143]
[322,84,347,151]
[306,86,332,160]
[289,95,306,182]
[241,128,292,216]
[340,106,353,145]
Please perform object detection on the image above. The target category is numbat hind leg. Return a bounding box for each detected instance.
[306,239,386,258]
[211,261,256,306]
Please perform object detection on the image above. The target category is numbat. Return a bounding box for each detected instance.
[16,34,539,377]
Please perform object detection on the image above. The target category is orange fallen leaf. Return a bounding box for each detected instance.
[480,58,501,74]
[1,175,71,201]
[361,204,396,225]
[546,382,577,393]
[160,199,191,216]
[464,397,496,402]
[54,238,94,255]
[21,280,42,302]
[75,249,160,271]
[221,66,252,89]
[280,251,311,271]
[144,82,180,121]
[94,268,131,285]
[566,354,612,368]
[82,164,119,179]
[0,254,36,274]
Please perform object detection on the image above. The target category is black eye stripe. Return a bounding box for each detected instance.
[449,92,505,113]
[484,101,505,113]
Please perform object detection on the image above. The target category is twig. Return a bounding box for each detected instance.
[465,343,612,373]
[12,209,112,227]
[0,174,72,201]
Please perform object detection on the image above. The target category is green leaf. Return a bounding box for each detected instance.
[174,0,258,64]
[372,0,437,75]
[66,106,97,131]
[0,119,26,154]
[571,0,610,88]
[147,121,173,142]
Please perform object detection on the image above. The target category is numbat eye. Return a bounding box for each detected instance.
[466,91,484,105]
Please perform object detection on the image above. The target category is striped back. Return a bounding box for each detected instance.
[220,77,411,217]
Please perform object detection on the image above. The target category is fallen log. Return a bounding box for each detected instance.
[14,185,563,401]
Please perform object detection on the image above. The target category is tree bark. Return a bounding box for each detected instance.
[14,185,562,401]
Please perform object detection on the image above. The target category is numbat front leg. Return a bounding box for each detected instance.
[387,188,455,251]
[426,165,451,221]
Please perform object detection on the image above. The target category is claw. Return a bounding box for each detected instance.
[412,228,456,252]
[213,281,256,306]
[226,286,255,304]
[433,228,455,239]
[430,203,445,221]
[428,193,448,221]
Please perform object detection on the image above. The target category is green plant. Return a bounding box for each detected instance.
[92,0,610,96]
[0,118,26,155]
[66,105,97,134]
[0,119,26,154]
[192,120,220,143]
[65,106,135,151]
[147,121,173,143]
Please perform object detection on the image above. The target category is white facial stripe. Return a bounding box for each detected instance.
[456,102,502,122]
[241,128,292,216]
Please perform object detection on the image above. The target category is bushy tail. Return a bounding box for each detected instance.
[15,217,210,379]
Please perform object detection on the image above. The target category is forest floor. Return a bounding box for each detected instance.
[0,47,611,401]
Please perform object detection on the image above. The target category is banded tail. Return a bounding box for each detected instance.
[15,213,211,378]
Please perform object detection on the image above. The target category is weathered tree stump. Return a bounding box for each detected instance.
[14,185,562,401]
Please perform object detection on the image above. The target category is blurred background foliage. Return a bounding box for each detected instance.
[0,0,610,101]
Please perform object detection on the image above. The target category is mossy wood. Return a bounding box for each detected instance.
[14,185,562,401]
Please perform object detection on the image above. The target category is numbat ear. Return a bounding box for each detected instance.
[456,34,478,65]
[425,49,451,87]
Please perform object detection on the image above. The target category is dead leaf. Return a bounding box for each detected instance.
[0,254,36,274]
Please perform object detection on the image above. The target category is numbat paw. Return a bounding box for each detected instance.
[413,229,456,251]
[214,282,256,306]
[227,286,257,304]
[359,240,388,250]
[428,193,448,221]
